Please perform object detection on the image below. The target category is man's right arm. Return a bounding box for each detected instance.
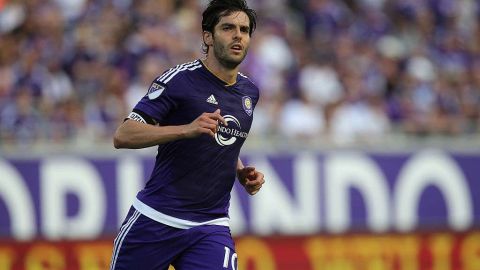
[113,109,227,149]
[113,119,187,149]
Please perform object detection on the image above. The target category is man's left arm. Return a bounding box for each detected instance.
[236,158,265,195]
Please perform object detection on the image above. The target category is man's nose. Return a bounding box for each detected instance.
[233,28,242,40]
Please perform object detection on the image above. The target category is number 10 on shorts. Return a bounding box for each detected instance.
[223,246,237,269]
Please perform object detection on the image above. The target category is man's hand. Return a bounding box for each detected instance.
[237,166,265,195]
[182,109,227,138]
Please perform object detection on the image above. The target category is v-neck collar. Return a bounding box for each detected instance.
[199,59,238,87]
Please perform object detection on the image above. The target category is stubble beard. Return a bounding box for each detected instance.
[213,40,248,70]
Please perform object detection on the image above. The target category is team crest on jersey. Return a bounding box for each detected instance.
[147,82,165,100]
[242,96,253,116]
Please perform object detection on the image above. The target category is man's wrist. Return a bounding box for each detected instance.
[177,125,190,139]
[236,167,243,179]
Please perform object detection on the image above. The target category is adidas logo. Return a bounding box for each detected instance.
[206,94,218,105]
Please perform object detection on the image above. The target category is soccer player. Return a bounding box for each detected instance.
[109,0,265,269]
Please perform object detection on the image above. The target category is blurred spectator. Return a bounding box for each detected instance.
[0,0,479,149]
[0,86,45,145]
[298,57,343,108]
[125,54,169,110]
[330,69,390,145]
[279,93,326,141]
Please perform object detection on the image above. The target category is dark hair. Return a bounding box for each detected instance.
[201,0,257,53]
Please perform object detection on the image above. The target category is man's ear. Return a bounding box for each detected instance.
[203,31,213,46]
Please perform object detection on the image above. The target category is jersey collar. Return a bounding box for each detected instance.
[199,59,238,87]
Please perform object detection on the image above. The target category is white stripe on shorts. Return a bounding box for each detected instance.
[110,210,141,270]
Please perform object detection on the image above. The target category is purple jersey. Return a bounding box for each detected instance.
[128,60,258,225]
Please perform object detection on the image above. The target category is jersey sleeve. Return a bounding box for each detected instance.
[128,76,180,125]
[248,81,260,112]
[253,85,260,109]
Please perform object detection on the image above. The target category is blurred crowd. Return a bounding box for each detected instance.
[0,0,479,149]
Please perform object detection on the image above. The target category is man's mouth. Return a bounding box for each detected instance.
[231,44,243,52]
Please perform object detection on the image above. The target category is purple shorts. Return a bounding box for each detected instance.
[110,207,237,270]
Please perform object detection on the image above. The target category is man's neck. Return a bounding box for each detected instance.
[202,56,238,86]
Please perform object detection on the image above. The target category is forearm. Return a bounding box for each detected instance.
[236,158,244,172]
[236,158,245,180]
[113,119,187,149]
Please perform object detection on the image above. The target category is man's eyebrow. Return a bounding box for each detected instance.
[219,22,250,30]
[219,23,235,27]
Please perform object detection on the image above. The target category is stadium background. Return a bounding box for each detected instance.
[1,0,480,269]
